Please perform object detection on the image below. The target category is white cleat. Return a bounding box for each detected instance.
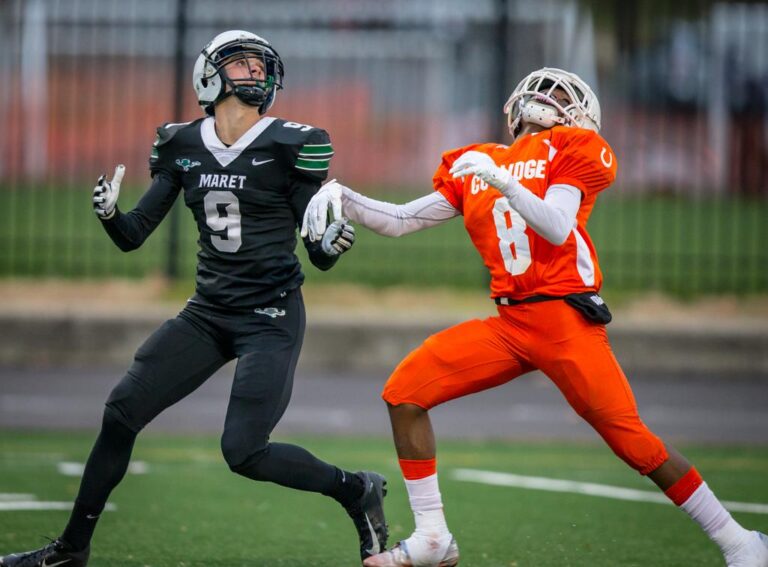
[725,531,768,567]
[362,534,459,567]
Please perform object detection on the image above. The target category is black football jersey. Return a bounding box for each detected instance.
[100,116,337,309]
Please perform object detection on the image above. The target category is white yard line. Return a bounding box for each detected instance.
[0,501,116,512]
[57,461,149,477]
[451,469,768,515]
[0,494,116,513]
[0,493,35,501]
[0,501,79,512]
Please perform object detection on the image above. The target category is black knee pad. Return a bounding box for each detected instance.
[104,376,152,433]
[221,433,270,477]
[102,406,141,440]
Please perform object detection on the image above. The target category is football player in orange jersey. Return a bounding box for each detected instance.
[302,67,768,567]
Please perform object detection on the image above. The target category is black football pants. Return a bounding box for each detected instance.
[63,289,349,549]
[108,291,302,463]
[105,288,341,485]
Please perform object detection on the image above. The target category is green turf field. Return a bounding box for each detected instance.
[1,185,766,295]
[1,432,767,566]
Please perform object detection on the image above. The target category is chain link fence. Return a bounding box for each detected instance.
[0,0,766,294]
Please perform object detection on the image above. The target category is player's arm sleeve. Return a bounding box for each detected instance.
[287,128,340,271]
[504,183,581,245]
[331,143,474,236]
[340,187,459,237]
[303,239,338,271]
[100,171,181,251]
[430,144,485,213]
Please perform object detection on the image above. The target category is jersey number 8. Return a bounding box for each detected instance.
[492,197,531,275]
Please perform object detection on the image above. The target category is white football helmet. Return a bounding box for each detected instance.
[193,30,284,115]
[503,67,601,139]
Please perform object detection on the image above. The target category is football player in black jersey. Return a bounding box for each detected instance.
[0,30,387,567]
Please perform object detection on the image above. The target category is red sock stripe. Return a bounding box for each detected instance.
[399,458,437,480]
[664,467,703,506]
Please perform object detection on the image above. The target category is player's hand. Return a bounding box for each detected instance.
[321,219,355,256]
[301,179,344,242]
[449,151,511,191]
[93,164,125,220]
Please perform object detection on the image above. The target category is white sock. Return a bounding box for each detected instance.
[404,474,450,536]
[681,482,751,552]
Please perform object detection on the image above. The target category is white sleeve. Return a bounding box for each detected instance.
[503,182,581,245]
[341,187,459,237]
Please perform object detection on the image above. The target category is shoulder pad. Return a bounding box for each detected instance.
[551,125,604,146]
[154,121,193,147]
[438,142,492,166]
[271,118,329,145]
[549,127,616,194]
[295,128,332,177]
[269,119,333,179]
[149,119,199,174]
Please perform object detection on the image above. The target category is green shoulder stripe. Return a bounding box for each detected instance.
[296,157,331,170]
[299,143,334,157]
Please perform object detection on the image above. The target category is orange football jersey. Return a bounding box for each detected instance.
[434,126,617,299]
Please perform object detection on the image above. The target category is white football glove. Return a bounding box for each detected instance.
[449,151,512,193]
[93,164,125,220]
[301,179,343,242]
[321,219,355,256]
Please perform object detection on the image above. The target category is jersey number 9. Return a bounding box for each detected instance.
[204,191,242,253]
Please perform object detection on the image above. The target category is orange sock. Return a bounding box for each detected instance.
[399,458,437,480]
[664,467,703,506]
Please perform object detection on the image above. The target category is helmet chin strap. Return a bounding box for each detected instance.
[232,85,267,108]
[217,86,266,109]
[215,68,268,111]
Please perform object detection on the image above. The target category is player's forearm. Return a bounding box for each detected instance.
[341,187,458,237]
[304,238,340,271]
[502,183,580,245]
[100,208,151,251]
[100,173,180,252]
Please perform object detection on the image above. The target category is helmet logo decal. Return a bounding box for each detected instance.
[175,158,202,172]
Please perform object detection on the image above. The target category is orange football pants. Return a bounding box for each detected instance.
[382,300,668,476]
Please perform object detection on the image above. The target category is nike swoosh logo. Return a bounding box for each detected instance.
[364,512,380,556]
[42,559,72,567]
[251,158,274,166]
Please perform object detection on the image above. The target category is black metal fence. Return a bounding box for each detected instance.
[1,0,766,294]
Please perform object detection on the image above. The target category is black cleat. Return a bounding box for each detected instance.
[344,471,389,562]
[0,539,89,567]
